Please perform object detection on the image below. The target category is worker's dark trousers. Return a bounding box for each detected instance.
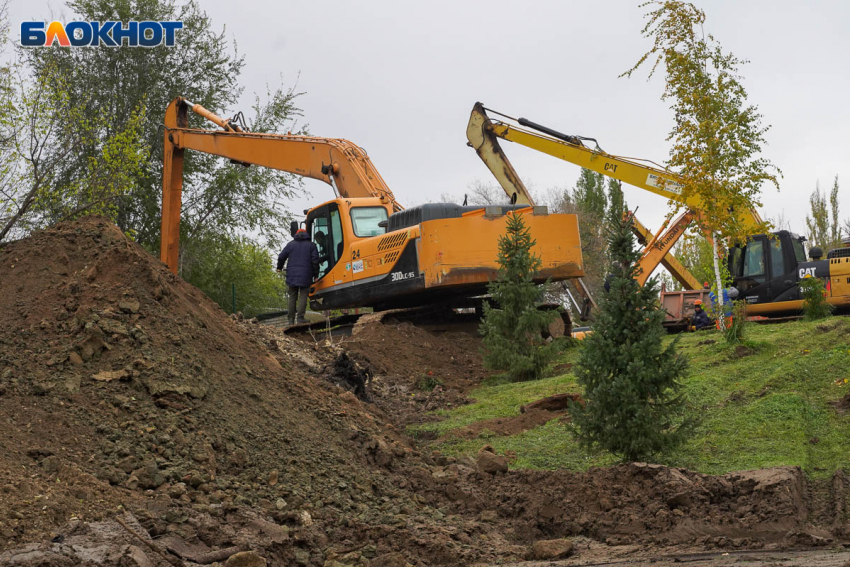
[287,285,309,324]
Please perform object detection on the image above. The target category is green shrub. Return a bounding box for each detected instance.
[724,300,749,344]
[800,276,834,321]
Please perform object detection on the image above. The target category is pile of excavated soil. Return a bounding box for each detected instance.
[0,217,846,566]
[344,320,486,391]
[341,320,488,427]
[0,218,515,566]
[409,461,840,549]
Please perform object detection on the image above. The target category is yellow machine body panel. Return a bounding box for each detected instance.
[829,256,850,299]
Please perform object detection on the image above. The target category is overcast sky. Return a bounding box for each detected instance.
[9,0,850,248]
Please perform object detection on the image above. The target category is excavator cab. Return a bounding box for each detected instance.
[305,199,391,279]
[302,197,400,306]
[727,232,809,305]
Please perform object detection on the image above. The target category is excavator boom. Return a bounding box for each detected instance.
[476,105,763,230]
[161,97,400,273]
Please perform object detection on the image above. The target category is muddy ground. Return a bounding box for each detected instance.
[0,217,848,566]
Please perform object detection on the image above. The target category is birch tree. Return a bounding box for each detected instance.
[623,1,780,328]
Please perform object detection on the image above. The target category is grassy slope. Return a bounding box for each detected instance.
[411,317,850,478]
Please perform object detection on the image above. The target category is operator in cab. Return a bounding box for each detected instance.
[276,229,320,326]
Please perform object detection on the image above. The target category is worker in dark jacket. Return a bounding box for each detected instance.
[276,229,320,326]
[692,299,712,331]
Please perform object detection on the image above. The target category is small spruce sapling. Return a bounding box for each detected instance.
[570,206,691,462]
[480,212,561,382]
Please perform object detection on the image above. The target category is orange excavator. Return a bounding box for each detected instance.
[160,97,585,322]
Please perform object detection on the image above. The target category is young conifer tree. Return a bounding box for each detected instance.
[480,212,560,382]
[570,206,691,462]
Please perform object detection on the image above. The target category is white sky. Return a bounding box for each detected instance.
[8,0,850,246]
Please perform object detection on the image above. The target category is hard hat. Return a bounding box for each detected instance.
[694,299,703,306]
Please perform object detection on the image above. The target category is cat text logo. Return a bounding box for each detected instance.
[20,21,183,47]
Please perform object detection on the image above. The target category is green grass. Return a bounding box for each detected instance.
[410,317,850,478]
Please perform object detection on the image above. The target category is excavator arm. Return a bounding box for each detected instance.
[472,104,763,228]
[466,103,535,206]
[161,97,401,273]
[633,210,702,289]
[466,103,762,290]
[466,103,596,316]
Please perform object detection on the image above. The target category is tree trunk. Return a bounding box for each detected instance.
[0,183,40,243]
[711,233,726,330]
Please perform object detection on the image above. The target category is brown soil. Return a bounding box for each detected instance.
[0,218,500,565]
[339,320,488,427]
[733,345,754,358]
[410,463,821,547]
[438,408,565,441]
[832,392,850,412]
[0,217,847,566]
[344,320,486,391]
[520,393,583,413]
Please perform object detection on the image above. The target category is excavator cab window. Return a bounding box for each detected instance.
[792,238,807,263]
[330,208,344,265]
[743,241,765,281]
[731,239,766,294]
[308,203,344,279]
[769,238,785,278]
[350,207,388,237]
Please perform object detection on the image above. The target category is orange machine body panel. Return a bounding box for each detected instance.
[418,209,584,288]
[305,201,584,311]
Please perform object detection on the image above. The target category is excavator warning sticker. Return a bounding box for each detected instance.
[646,174,684,195]
[352,260,364,274]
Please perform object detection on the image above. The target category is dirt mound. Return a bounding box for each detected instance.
[520,392,583,413]
[0,218,510,565]
[410,462,822,548]
[345,320,485,389]
[341,319,488,427]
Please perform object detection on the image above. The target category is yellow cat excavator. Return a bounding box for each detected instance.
[466,103,850,319]
[160,97,585,322]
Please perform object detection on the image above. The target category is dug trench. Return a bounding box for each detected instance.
[0,217,847,566]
